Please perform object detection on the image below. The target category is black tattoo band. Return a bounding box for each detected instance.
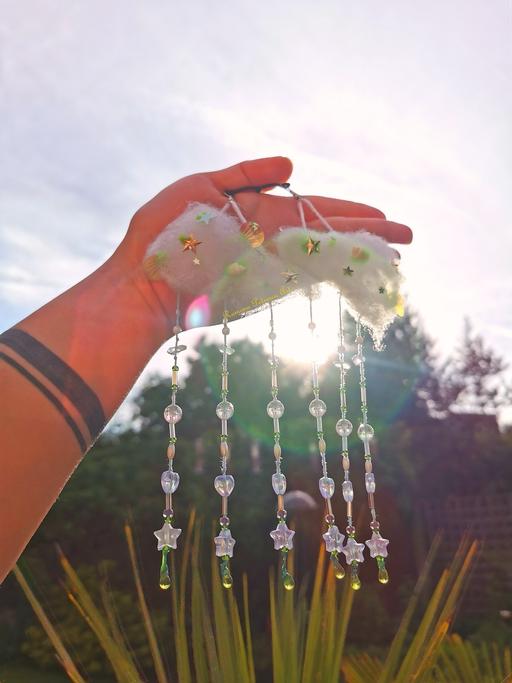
[0,328,105,439]
[0,351,87,451]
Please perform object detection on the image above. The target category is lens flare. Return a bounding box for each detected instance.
[185,295,211,329]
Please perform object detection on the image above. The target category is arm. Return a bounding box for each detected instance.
[0,156,412,581]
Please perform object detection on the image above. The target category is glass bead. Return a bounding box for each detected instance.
[357,423,374,441]
[216,401,234,420]
[342,480,354,502]
[214,474,235,497]
[325,514,335,525]
[163,508,173,518]
[365,472,376,493]
[167,344,187,355]
[346,525,355,535]
[330,554,345,580]
[172,325,182,334]
[161,470,180,494]
[215,529,236,558]
[377,556,389,584]
[219,345,235,355]
[277,509,287,519]
[336,418,353,437]
[319,476,335,499]
[268,331,277,340]
[352,353,364,366]
[309,398,327,417]
[164,404,182,424]
[222,325,230,335]
[308,322,316,330]
[283,572,295,590]
[350,564,361,591]
[219,515,230,526]
[267,399,285,419]
[272,472,287,495]
[370,520,380,531]
[355,335,364,344]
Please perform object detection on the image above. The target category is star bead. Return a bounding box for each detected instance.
[270,521,295,551]
[181,234,202,254]
[195,210,213,224]
[341,536,365,564]
[343,266,354,276]
[365,532,389,558]
[282,271,299,284]
[305,238,321,255]
[323,525,345,553]
[193,257,201,265]
[154,522,182,550]
[214,528,236,558]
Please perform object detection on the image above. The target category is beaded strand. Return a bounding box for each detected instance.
[353,318,390,584]
[213,315,236,588]
[267,302,295,590]
[154,304,186,589]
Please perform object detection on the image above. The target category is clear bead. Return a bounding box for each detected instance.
[214,474,235,497]
[164,404,182,424]
[272,472,287,495]
[161,470,180,494]
[357,423,374,441]
[268,331,277,340]
[216,401,234,420]
[336,418,353,437]
[222,325,230,335]
[167,344,187,355]
[309,398,327,417]
[319,476,335,499]
[342,480,354,502]
[219,345,235,355]
[352,353,364,366]
[365,472,376,493]
[267,399,285,419]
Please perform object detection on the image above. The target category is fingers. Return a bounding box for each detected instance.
[208,156,293,191]
[303,195,385,219]
[309,216,413,244]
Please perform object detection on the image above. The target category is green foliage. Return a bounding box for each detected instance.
[13,524,511,682]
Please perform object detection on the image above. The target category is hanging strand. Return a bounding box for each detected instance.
[335,295,365,588]
[213,314,236,588]
[154,298,185,589]
[307,293,341,566]
[267,302,295,590]
[354,318,390,584]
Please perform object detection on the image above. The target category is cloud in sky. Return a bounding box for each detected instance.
[1,0,511,383]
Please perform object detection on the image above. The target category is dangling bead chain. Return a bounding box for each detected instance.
[307,295,340,568]
[213,314,236,588]
[335,296,365,588]
[154,303,185,590]
[354,318,390,584]
[267,302,295,591]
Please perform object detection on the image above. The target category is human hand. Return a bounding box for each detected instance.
[117,156,412,326]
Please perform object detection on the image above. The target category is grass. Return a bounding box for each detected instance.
[11,524,512,682]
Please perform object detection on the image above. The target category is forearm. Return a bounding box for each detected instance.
[0,248,174,581]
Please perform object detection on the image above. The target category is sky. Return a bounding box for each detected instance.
[1,0,511,419]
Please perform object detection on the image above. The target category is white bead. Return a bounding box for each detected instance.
[319,476,335,499]
[216,401,234,420]
[365,472,376,493]
[342,480,354,502]
[164,404,182,424]
[357,423,374,441]
[336,418,353,437]
[219,345,235,355]
[161,470,180,494]
[214,474,235,497]
[267,399,285,419]
[352,353,364,366]
[309,398,327,417]
[272,472,287,495]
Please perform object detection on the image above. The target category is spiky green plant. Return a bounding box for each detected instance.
[13,526,511,683]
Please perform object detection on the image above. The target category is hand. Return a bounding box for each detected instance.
[118,156,412,323]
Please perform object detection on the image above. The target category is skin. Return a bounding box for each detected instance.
[0,156,412,582]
